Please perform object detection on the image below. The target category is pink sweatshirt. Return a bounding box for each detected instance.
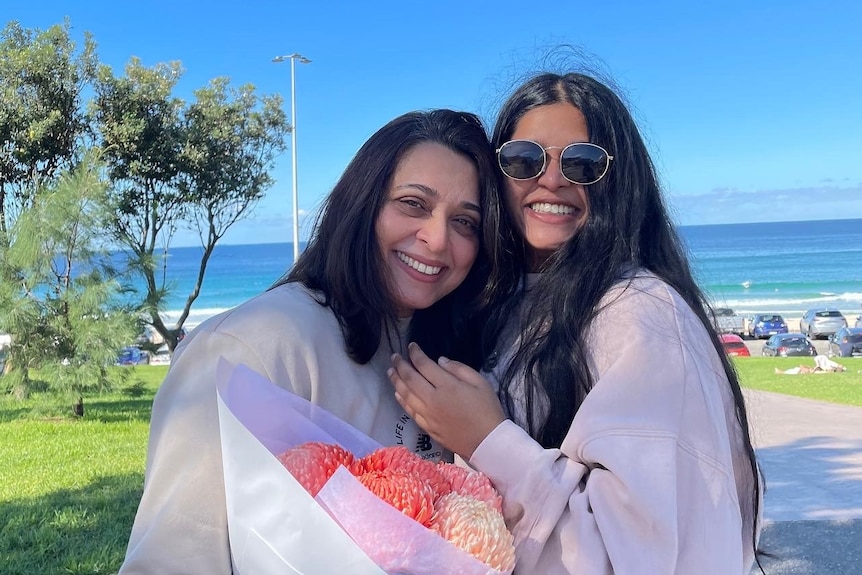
[471,274,759,574]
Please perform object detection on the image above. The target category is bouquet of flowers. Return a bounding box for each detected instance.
[216,359,515,574]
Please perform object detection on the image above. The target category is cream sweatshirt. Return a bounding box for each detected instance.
[119,282,445,574]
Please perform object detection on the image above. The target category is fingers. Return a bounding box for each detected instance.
[435,354,490,389]
[388,353,432,419]
[390,351,436,392]
[405,342,448,384]
[406,342,483,388]
[388,343,507,458]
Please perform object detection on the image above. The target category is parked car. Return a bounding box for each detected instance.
[747,314,788,339]
[148,345,172,366]
[762,333,817,357]
[116,346,149,366]
[709,307,746,337]
[827,327,862,358]
[799,308,847,339]
[799,307,847,339]
[719,334,750,357]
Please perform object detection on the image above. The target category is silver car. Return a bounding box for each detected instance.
[799,308,848,339]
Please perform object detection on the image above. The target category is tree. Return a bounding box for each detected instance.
[1,20,290,360]
[0,152,138,413]
[174,77,289,330]
[93,60,289,350]
[91,57,186,349]
[0,19,97,237]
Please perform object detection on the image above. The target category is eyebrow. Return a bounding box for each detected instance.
[395,183,481,214]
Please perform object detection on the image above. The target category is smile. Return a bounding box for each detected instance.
[397,252,442,275]
[529,202,575,215]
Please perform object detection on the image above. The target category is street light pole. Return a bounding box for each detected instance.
[272,53,311,264]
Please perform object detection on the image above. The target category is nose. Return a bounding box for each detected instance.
[415,213,449,253]
[536,153,567,190]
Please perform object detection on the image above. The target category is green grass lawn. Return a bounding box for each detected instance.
[0,366,167,575]
[734,356,862,407]
[0,359,859,574]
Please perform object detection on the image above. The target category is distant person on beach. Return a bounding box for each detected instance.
[118,109,506,573]
[389,72,764,573]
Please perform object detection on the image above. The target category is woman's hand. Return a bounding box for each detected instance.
[388,342,506,459]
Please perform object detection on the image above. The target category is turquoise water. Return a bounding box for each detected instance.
[682,218,862,316]
[151,218,862,326]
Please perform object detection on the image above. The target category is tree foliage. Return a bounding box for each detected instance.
[0,19,97,235]
[0,152,138,407]
[1,18,290,371]
[93,63,289,349]
[174,78,288,329]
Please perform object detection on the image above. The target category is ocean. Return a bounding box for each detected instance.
[153,218,862,327]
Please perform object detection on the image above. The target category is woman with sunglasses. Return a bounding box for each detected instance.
[389,73,763,574]
[118,109,507,574]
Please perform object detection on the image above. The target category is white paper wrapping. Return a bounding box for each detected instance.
[216,358,511,575]
[216,359,385,574]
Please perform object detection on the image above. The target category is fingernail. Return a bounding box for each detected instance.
[438,356,449,365]
[386,367,394,377]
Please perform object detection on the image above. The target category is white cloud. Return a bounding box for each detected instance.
[670,184,862,225]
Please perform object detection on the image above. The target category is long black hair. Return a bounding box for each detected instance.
[271,109,508,367]
[488,72,763,563]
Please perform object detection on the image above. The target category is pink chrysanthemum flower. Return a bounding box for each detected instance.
[358,469,436,526]
[357,445,451,499]
[277,441,355,497]
[437,462,503,513]
[430,492,516,572]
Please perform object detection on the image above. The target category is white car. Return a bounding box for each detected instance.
[148,345,172,366]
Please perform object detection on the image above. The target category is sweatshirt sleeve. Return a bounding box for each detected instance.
[119,323,273,574]
[469,279,750,574]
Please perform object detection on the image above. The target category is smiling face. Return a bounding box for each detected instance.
[504,102,591,270]
[376,142,482,317]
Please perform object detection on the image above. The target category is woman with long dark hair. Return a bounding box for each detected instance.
[390,74,763,573]
[119,109,506,573]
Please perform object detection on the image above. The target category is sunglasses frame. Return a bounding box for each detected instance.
[496,139,614,185]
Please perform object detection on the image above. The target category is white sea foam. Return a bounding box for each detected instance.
[721,292,862,316]
[160,307,232,330]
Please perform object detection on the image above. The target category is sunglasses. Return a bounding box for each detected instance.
[496,140,613,185]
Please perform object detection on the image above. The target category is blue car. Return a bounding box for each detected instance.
[116,346,149,366]
[748,314,788,339]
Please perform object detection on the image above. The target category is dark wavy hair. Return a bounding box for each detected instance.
[488,72,763,565]
[271,109,508,367]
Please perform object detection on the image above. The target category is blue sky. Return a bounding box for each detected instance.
[10,0,862,246]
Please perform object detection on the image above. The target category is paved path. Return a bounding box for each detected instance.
[744,389,862,574]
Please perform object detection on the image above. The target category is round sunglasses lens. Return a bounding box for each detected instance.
[561,145,608,184]
[499,141,544,179]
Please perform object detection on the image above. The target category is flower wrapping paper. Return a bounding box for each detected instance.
[215,358,513,575]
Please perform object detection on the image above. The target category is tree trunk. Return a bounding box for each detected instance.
[73,396,84,418]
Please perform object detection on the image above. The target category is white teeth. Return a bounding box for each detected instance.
[529,202,575,215]
[397,252,442,275]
